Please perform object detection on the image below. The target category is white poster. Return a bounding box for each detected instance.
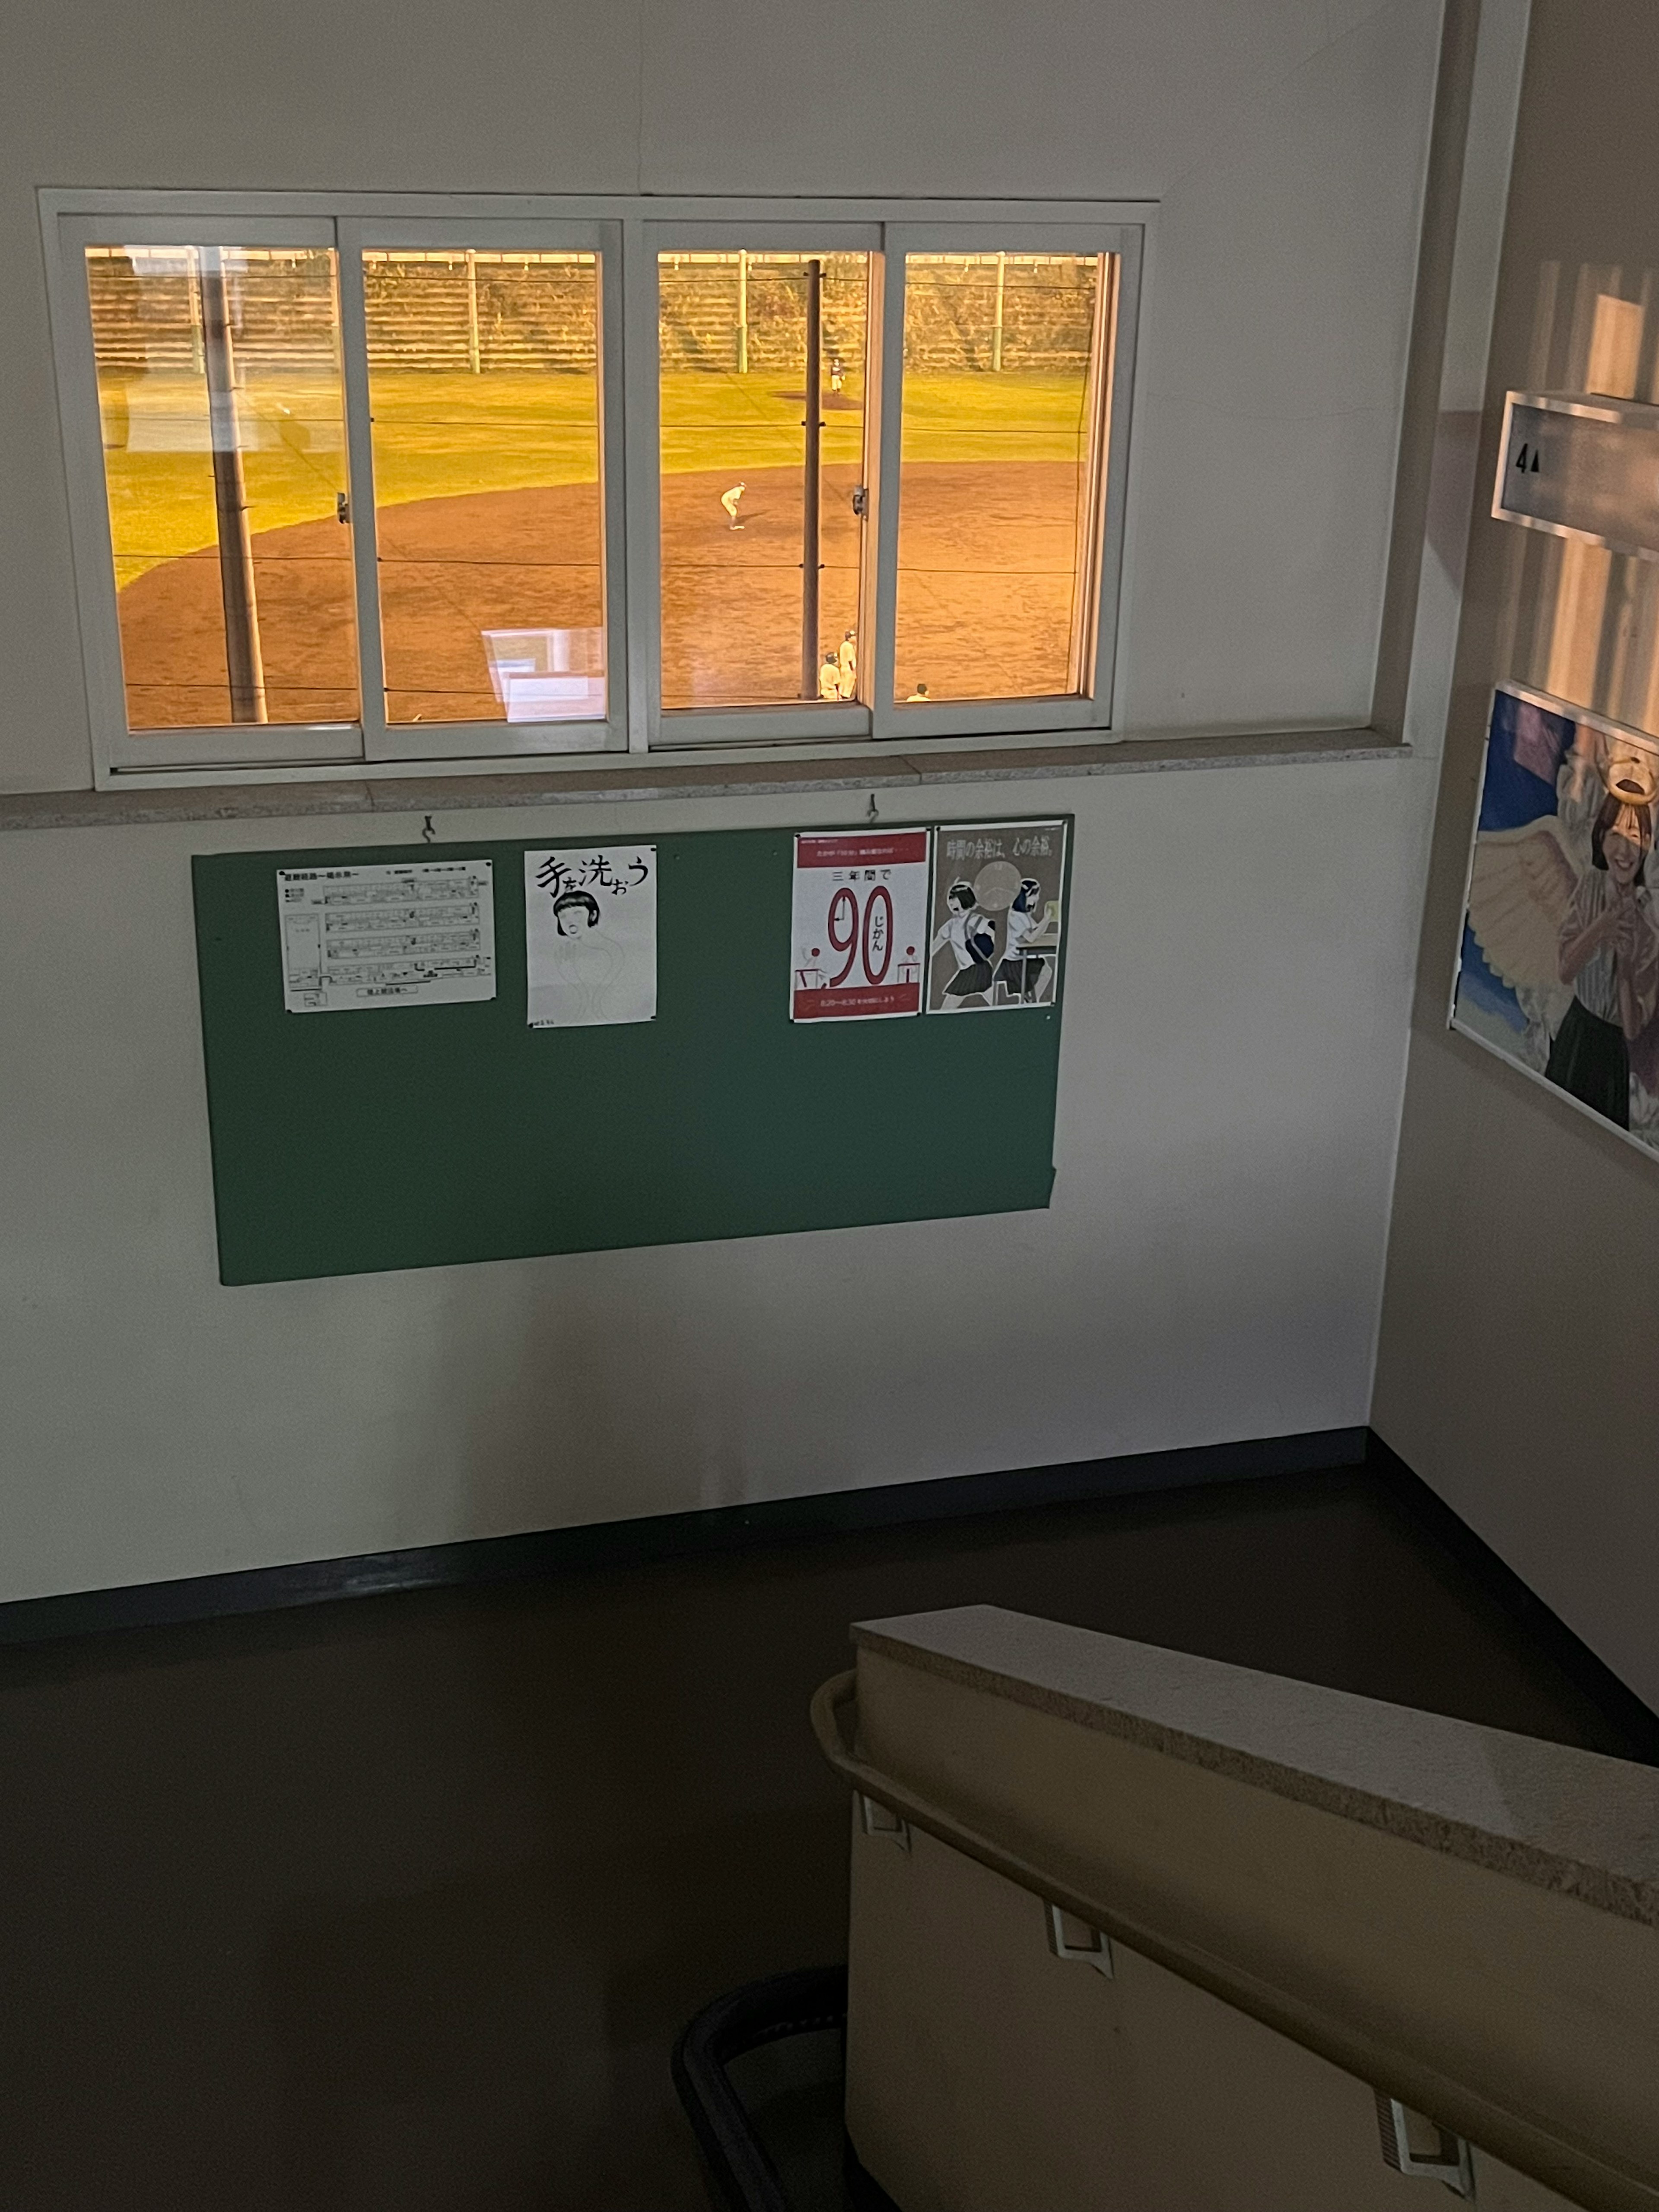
[276,858,496,1014]
[524,845,657,1028]
[790,830,931,1021]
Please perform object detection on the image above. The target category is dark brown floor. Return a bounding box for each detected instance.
[0,1466,1635,2212]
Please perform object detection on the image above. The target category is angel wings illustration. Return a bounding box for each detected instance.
[1466,819,1580,1037]
[1466,809,1659,1104]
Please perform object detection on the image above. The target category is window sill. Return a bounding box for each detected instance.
[0,727,1405,832]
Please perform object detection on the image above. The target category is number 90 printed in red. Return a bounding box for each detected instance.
[789,830,932,1021]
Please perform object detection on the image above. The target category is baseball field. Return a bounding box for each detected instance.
[101,362,1096,729]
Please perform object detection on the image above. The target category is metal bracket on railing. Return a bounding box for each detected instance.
[811,1671,1573,2206]
[1046,1901,1115,1978]
[1377,2094,1476,2198]
[860,1793,911,1850]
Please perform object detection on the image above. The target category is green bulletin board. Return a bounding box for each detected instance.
[192,824,1068,1285]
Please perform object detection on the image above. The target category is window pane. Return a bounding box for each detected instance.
[659,251,869,712]
[86,246,358,731]
[894,253,1112,705]
[363,251,604,728]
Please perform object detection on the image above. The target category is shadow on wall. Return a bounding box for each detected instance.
[423,1253,763,1536]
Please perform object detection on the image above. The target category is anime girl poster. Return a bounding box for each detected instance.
[1454,685,1659,1150]
[926,821,1068,1013]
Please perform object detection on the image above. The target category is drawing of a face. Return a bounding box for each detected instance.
[1607,828,1644,887]
[1592,791,1654,888]
[553,890,601,936]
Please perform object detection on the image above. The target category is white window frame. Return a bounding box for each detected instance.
[41,192,1147,791]
[341,217,626,763]
[52,212,362,775]
[871,223,1137,746]
[631,219,883,750]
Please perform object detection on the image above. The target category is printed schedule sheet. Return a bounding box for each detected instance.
[276,859,496,1013]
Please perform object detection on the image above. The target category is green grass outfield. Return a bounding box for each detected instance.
[101,367,1092,585]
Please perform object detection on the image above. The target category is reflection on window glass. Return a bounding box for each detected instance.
[659,251,869,712]
[894,253,1112,704]
[86,245,357,731]
[1505,292,1659,739]
[362,251,604,728]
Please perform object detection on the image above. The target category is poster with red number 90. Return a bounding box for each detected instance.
[789,830,932,1021]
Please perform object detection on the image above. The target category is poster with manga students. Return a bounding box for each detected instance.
[927,821,1067,1013]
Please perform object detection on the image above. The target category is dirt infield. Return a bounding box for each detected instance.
[660,464,863,709]
[113,460,1087,731]
[114,536,359,731]
[892,458,1086,701]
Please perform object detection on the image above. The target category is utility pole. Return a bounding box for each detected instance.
[465,248,481,373]
[992,249,1007,372]
[737,249,748,373]
[198,247,267,724]
[801,258,823,701]
[186,248,205,376]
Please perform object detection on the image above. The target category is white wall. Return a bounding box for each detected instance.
[1374,0,1659,1714]
[0,0,1456,1599]
[1,0,1442,791]
[2,766,1421,1598]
